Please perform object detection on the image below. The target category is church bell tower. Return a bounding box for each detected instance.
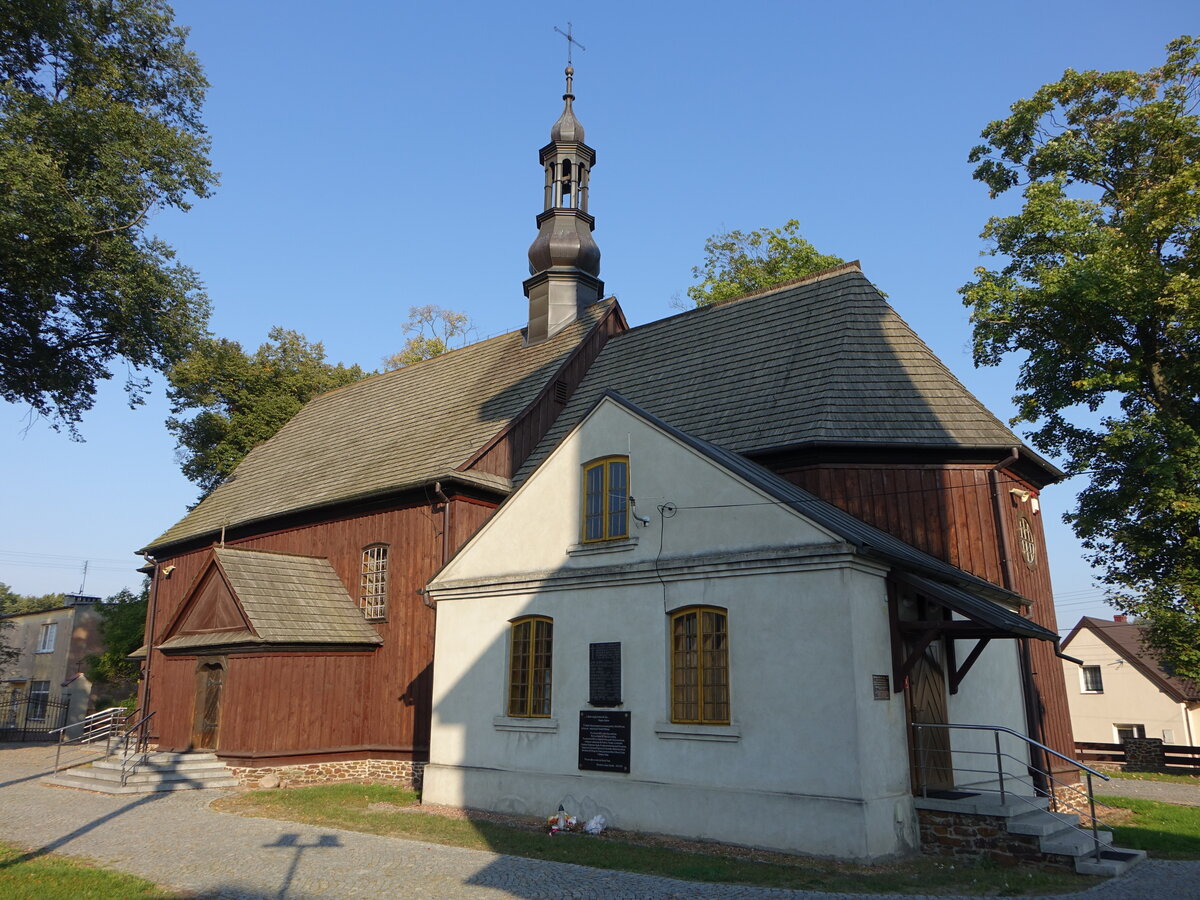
[524,65,603,344]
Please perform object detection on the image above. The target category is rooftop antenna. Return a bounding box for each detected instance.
[553,22,586,65]
[78,559,88,594]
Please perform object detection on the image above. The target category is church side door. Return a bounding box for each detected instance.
[906,639,954,793]
[192,659,226,750]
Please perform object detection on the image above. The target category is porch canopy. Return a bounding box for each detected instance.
[156,547,383,654]
[891,571,1057,694]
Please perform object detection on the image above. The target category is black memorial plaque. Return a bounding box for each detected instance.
[578,710,631,773]
[588,642,622,707]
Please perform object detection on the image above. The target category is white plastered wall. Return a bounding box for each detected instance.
[426,399,921,861]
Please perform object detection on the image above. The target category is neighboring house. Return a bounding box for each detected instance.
[1,594,104,735]
[1061,616,1200,747]
[136,67,1076,813]
[424,394,1055,861]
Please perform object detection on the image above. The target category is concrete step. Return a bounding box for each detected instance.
[44,772,239,794]
[42,752,237,794]
[1040,827,1114,858]
[1005,809,1081,836]
[1073,847,1147,877]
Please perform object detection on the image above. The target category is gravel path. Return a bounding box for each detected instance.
[1,745,1198,899]
[1095,776,1200,808]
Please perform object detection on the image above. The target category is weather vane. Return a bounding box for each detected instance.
[554,22,586,66]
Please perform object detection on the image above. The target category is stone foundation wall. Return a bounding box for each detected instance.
[917,809,1072,870]
[1123,737,1165,772]
[228,759,426,791]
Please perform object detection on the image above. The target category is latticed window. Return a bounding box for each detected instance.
[1017,515,1037,566]
[1082,665,1104,693]
[359,545,389,620]
[583,456,629,542]
[508,616,553,717]
[671,606,730,724]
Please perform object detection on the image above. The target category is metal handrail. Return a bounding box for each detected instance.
[913,722,1111,862]
[116,710,157,786]
[917,721,1111,782]
[51,707,134,774]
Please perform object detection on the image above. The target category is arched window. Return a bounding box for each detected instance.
[359,544,389,620]
[670,606,730,724]
[582,456,628,542]
[508,616,553,717]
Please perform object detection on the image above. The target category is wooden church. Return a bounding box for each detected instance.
[137,65,1075,798]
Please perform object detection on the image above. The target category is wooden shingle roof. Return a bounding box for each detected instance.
[156,547,382,650]
[146,302,616,552]
[517,263,1059,484]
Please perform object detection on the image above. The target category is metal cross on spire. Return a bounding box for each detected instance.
[553,22,586,65]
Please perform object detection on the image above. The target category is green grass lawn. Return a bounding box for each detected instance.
[1103,769,1200,786]
[214,784,1096,895]
[1095,794,1200,859]
[0,841,177,900]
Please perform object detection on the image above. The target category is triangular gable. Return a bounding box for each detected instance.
[429,394,846,588]
[160,551,257,644]
[1062,617,1200,703]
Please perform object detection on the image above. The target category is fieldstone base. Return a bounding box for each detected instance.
[917,809,1072,870]
[227,759,426,791]
[1123,737,1165,771]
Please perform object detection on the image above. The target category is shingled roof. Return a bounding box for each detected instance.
[1063,616,1200,703]
[517,263,1059,484]
[146,301,617,552]
[157,547,382,651]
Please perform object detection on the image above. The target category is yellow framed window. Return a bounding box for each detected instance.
[582,456,629,542]
[508,616,553,717]
[670,606,730,724]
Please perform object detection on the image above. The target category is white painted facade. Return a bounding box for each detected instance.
[425,397,1030,861]
[1061,625,1200,746]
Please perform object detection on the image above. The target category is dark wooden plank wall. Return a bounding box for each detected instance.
[468,305,624,479]
[772,461,1076,770]
[146,500,447,761]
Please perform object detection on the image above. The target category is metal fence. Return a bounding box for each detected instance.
[0,694,70,741]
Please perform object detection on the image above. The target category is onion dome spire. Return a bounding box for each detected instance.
[524,64,603,345]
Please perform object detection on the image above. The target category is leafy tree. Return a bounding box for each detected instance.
[961,36,1200,678]
[0,0,216,432]
[167,327,368,494]
[686,220,844,307]
[0,582,65,615]
[0,582,66,668]
[382,305,473,369]
[84,585,146,689]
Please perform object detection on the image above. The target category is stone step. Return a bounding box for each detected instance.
[1073,847,1147,877]
[44,772,239,794]
[42,752,237,794]
[1041,827,1114,858]
[1005,809,1081,836]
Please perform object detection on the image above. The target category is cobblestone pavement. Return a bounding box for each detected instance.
[1,745,1198,899]
[1096,775,1200,808]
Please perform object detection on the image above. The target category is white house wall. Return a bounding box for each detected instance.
[1062,628,1200,746]
[426,399,921,861]
[944,634,1029,789]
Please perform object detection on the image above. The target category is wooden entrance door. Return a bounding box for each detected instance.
[192,660,225,750]
[907,641,954,793]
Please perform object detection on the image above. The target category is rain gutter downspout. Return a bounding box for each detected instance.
[141,555,160,722]
[434,482,451,565]
[990,447,1048,790]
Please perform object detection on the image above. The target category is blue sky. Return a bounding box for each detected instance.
[0,1,1190,634]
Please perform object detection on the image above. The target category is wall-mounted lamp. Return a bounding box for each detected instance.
[161,565,177,578]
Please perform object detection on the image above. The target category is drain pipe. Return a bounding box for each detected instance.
[140,555,160,724]
[434,482,451,564]
[990,448,1048,791]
